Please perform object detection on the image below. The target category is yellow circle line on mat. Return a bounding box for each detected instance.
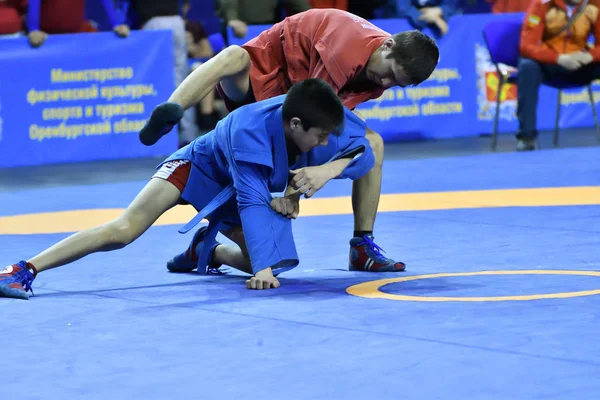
[345,270,600,302]
[1,186,599,234]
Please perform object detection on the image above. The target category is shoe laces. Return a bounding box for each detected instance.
[358,236,388,262]
[207,267,224,275]
[17,268,35,296]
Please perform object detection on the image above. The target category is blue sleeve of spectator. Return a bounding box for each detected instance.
[26,0,41,32]
[103,0,130,27]
[395,0,427,29]
[440,0,458,18]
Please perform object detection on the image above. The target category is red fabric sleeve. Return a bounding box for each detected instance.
[519,0,560,64]
[589,3,600,61]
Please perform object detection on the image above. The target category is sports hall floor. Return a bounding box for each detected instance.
[2,129,600,400]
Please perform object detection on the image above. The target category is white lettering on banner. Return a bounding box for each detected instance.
[42,106,84,121]
[27,86,99,105]
[50,67,134,83]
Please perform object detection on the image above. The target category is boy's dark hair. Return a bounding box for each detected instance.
[282,79,345,136]
[388,30,439,86]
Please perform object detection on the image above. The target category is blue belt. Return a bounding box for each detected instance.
[178,184,235,274]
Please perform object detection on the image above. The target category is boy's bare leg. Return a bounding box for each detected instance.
[349,128,406,272]
[29,178,181,272]
[139,46,251,146]
[170,45,251,108]
[351,128,383,234]
[214,227,252,275]
[217,227,279,290]
[167,224,277,287]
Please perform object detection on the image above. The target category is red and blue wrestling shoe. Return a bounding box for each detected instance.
[167,226,223,274]
[349,235,406,272]
[0,261,36,300]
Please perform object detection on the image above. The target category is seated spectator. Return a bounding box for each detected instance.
[516,0,600,151]
[26,0,129,48]
[395,0,458,36]
[0,0,27,36]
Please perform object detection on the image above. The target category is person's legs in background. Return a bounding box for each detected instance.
[143,16,200,146]
[189,61,222,133]
[517,58,600,151]
[516,58,543,151]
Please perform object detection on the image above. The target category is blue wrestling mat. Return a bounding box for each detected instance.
[2,147,600,399]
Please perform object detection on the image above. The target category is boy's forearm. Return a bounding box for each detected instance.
[327,158,353,178]
[284,184,301,197]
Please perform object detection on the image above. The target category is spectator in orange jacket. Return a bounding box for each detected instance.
[516,0,600,151]
[488,0,531,13]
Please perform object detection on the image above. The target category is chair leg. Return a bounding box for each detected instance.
[586,85,600,143]
[553,89,562,147]
[491,80,504,151]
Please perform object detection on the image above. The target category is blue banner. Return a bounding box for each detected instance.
[0,31,177,169]
[228,13,600,141]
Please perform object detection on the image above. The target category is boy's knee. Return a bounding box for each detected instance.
[106,219,137,249]
[366,129,384,166]
[222,45,250,71]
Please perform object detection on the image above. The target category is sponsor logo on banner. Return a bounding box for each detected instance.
[475,42,517,122]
